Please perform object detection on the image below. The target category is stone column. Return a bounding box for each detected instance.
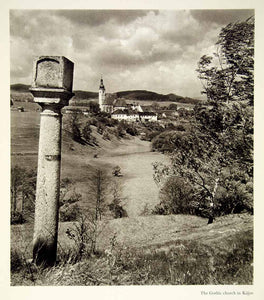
[30,56,74,266]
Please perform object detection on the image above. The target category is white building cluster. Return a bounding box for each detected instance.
[99,77,157,122]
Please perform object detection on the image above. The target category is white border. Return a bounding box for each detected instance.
[2,1,264,299]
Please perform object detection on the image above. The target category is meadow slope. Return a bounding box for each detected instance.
[10,109,253,285]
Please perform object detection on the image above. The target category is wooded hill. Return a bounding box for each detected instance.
[11,84,201,104]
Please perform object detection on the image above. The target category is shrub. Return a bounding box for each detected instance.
[11,166,37,223]
[151,131,179,153]
[89,117,98,126]
[116,122,127,138]
[125,124,138,136]
[65,213,100,261]
[60,203,81,222]
[11,249,25,272]
[82,122,92,142]
[108,179,127,218]
[102,130,110,140]
[214,173,253,216]
[153,176,194,215]
[146,130,161,142]
[59,185,82,222]
[108,203,128,218]
[88,101,100,114]
[112,166,121,177]
[174,124,186,131]
[97,123,105,135]
[11,211,26,225]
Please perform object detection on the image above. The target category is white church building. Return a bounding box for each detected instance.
[98,77,157,122]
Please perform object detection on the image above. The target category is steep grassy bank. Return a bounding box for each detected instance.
[11,213,253,285]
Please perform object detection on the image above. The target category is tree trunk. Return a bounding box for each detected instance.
[208,171,221,224]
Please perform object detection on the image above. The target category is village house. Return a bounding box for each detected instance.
[62,78,181,124]
[139,111,158,122]
[112,109,140,122]
[98,78,158,122]
[111,109,158,122]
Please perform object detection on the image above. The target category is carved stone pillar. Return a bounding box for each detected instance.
[30,56,74,266]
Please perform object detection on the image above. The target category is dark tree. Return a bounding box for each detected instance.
[196,17,254,105]
[153,18,254,221]
[11,166,37,223]
[88,169,110,221]
[82,122,92,142]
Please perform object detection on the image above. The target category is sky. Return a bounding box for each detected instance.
[10,9,254,98]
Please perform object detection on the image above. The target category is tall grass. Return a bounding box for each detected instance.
[11,228,253,286]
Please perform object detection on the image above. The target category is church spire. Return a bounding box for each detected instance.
[99,75,105,91]
[99,76,106,111]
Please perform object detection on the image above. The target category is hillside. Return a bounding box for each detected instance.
[11,110,253,286]
[11,213,253,285]
[11,83,30,93]
[11,84,201,104]
[116,90,201,104]
[73,90,98,100]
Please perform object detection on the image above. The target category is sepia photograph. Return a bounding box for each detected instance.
[9,7,255,288]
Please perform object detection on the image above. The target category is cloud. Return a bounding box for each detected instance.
[10,9,251,97]
[55,10,152,26]
[190,9,254,25]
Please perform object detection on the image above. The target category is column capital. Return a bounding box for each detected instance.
[30,87,74,109]
[29,56,74,109]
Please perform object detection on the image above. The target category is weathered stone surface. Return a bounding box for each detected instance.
[33,108,62,265]
[30,56,74,266]
[31,56,74,92]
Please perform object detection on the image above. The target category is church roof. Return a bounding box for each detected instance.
[139,111,157,116]
[140,105,154,112]
[103,98,115,105]
[114,98,127,107]
[112,109,139,116]
[112,109,128,115]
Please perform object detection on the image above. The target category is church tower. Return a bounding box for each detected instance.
[98,76,105,111]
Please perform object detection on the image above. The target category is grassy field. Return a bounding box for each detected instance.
[10,103,253,286]
[11,213,253,285]
[11,107,168,216]
[11,111,40,155]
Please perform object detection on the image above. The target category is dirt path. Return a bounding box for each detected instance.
[94,137,168,217]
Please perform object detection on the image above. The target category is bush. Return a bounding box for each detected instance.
[174,124,186,131]
[112,166,121,177]
[108,203,128,218]
[153,176,194,215]
[11,249,25,272]
[116,122,127,138]
[97,123,105,135]
[145,130,162,142]
[82,122,92,142]
[125,124,138,136]
[88,101,100,114]
[11,166,37,223]
[89,117,98,126]
[59,185,82,222]
[11,211,26,225]
[102,131,111,140]
[151,131,179,153]
[153,167,253,218]
[65,213,100,261]
[214,173,253,216]
[60,203,81,222]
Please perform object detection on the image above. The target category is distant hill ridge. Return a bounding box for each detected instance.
[11,84,201,104]
[11,84,31,93]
